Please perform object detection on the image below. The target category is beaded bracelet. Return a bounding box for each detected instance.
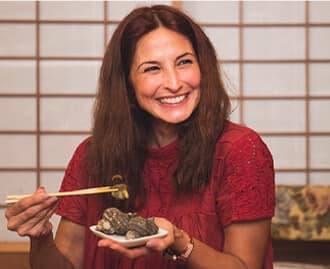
[163,234,194,263]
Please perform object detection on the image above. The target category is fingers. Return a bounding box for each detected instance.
[5,187,50,219]
[98,239,152,259]
[6,187,59,237]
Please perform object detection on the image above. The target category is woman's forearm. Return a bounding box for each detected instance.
[30,232,74,269]
[186,238,247,269]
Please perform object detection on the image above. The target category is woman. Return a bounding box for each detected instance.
[5,5,275,269]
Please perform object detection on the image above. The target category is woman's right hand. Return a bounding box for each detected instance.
[5,187,59,238]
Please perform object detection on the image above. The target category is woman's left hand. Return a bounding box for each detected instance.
[97,217,175,259]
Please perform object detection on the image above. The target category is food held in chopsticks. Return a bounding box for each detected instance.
[96,207,158,240]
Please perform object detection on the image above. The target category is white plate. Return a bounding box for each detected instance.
[89,225,168,248]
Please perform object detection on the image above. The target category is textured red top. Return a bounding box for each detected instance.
[56,121,275,269]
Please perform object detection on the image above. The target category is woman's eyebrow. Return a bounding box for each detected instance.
[176,52,195,61]
[136,52,196,71]
[136,61,159,71]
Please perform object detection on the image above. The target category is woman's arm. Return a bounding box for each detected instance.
[185,218,271,269]
[30,218,85,269]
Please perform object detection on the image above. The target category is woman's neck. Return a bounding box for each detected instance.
[149,121,178,148]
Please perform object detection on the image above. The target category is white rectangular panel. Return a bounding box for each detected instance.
[310,28,330,59]
[40,24,104,57]
[310,1,330,23]
[40,1,103,20]
[244,64,305,96]
[0,1,35,19]
[40,135,88,167]
[203,27,239,60]
[182,1,239,23]
[244,27,305,59]
[40,97,94,131]
[244,100,306,132]
[0,24,36,56]
[0,135,36,167]
[310,64,330,96]
[243,1,305,23]
[262,136,306,169]
[0,98,36,131]
[310,136,330,168]
[40,61,101,94]
[310,100,330,132]
[275,172,307,185]
[0,61,36,94]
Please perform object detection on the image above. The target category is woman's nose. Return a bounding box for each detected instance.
[163,68,182,92]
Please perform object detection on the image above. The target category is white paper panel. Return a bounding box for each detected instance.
[0,98,36,130]
[107,24,118,44]
[107,1,171,21]
[310,64,330,96]
[310,100,330,132]
[40,61,101,94]
[243,1,305,23]
[40,24,103,57]
[244,27,305,59]
[0,24,36,56]
[0,61,36,94]
[40,97,93,131]
[0,172,36,205]
[40,172,65,193]
[0,135,36,167]
[310,136,330,168]
[40,135,88,167]
[0,1,35,19]
[40,1,103,20]
[244,64,305,96]
[229,104,240,124]
[310,1,330,23]
[309,172,330,185]
[244,100,305,132]
[310,28,330,59]
[182,1,239,23]
[222,63,240,94]
[262,136,306,169]
[203,27,239,60]
[275,172,307,185]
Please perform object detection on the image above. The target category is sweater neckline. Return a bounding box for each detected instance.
[147,140,178,160]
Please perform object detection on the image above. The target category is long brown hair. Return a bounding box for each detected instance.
[88,5,230,211]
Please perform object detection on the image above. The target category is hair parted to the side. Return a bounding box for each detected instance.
[87,5,230,211]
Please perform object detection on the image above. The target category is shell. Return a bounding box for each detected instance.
[96,207,159,239]
[125,216,159,239]
[100,207,130,235]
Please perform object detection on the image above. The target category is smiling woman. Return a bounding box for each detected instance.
[5,4,275,269]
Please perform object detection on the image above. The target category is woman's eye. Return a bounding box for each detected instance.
[178,59,193,66]
[143,66,160,73]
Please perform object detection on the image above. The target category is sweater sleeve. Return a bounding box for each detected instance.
[55,138,90,226]
[216,131,275,227]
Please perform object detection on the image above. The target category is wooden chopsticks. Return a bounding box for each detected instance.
[5,186,119,205]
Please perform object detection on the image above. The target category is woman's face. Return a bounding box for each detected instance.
[130,27,201,125]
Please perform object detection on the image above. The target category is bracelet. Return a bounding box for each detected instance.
[163,232,194,263]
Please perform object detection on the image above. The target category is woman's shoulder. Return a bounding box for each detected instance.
[215,121,268,159]
[219,121,260,144]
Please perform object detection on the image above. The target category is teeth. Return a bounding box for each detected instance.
[159,95,186,104]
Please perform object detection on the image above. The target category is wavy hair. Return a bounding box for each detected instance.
[88,5,230,211]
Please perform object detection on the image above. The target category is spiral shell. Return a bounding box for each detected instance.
[96,207,159,239]
[96,207,130,235]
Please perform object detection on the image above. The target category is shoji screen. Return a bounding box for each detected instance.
[1,1,330,244]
